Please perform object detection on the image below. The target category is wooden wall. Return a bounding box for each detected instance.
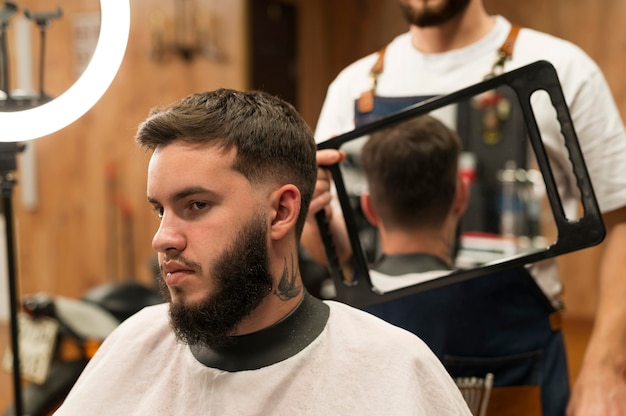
[3,0,624,320]
[5,0,248,304]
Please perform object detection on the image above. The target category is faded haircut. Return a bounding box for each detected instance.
[361,115,461,231]
[135,88,317,239]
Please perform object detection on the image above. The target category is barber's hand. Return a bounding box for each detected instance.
[301,149,350,265]
[307,149,346,221]
[567,361,626,415]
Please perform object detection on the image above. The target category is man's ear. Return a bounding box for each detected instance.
[269,184,300,240]
[453,174,470,217]
[360,192,380,227]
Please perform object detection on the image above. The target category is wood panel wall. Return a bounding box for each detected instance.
[5,0,248,304]
[3,0,624,320]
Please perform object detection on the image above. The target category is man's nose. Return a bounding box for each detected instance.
[152,213,186,253]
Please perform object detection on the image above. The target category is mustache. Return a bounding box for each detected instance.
[160,255,202,275]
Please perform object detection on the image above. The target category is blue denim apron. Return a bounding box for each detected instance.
[364,256,568,416]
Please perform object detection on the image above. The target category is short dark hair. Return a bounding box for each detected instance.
[361,115,461,231]
[135,88,317,239]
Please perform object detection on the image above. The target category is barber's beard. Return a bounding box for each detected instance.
[158,214,273,349]
[400,0,471,27]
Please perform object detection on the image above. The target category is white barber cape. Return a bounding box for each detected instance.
[55,301,471,415]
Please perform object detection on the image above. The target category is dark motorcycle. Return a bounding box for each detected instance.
[3,280,163,416]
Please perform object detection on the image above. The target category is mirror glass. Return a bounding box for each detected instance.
[0,0,100,111]
[335,85,559,290]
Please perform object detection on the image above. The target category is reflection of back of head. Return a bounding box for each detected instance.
[360,115,463,269]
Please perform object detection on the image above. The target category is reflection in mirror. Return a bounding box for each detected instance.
[316,61,605,307]
[455,85,557,267]
[337,86,556,289]
[0,0,100,111]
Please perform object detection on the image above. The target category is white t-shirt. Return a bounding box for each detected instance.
[315,16,626,300]
[55,302,471,415]
[370,269,451,293]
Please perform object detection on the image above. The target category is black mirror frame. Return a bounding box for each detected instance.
[316,60,605,308]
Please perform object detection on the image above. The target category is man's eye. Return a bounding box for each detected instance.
[190,201,209,211]
[153,206,164,218]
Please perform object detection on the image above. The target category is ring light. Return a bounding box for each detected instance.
[0,0,130,142]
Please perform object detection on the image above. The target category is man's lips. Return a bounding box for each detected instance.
[162,261,195,286]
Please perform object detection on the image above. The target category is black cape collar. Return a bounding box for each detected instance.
[190,292,330,372]
[371,253,451,276]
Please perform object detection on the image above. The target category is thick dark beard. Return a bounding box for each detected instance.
[400,0,471,27]
[158,214,273,349]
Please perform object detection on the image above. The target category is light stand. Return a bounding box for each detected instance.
[0,4,26,415]
[1,142,25,416]
[0,2,130,412]
[0,2,18,102]
[24,7,62,102]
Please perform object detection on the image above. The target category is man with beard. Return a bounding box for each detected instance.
[53,89,472,415]
[304,1,626,415]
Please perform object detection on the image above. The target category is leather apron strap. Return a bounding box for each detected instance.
[357,45,386,113]
[487,24,521,78]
